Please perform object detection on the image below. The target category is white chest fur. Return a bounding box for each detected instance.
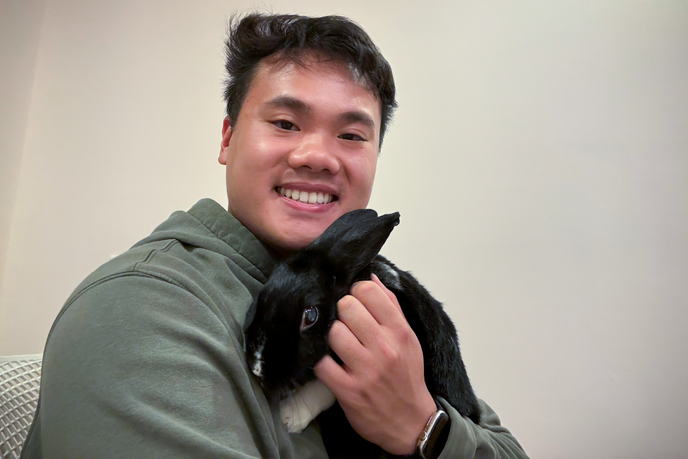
[279,379,337,433]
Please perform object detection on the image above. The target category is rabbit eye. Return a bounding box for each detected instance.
[300,306,319,331]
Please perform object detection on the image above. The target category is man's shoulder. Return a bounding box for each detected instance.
[69,238,183,297]
[49,199,279,349]
[70,198,274,300]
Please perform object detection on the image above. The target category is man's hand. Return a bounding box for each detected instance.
[314,274,437,455]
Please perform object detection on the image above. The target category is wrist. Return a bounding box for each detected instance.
[405,393,438,454]
[386,392,437,456]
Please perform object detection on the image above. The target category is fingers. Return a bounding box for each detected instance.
[346,277,407,329]
[327,319,366,369]
[314,355,352,397]
[336,292,381,348]
[327,277,410,375]
[371,274,403,314]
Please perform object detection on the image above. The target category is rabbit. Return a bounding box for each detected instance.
[244,209,480,458]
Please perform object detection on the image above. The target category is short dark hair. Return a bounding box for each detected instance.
[223,13,397,147]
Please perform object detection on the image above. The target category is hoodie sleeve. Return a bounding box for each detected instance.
[435,397,529,459]
[23,274,326,459]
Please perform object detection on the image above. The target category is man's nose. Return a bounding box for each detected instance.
[287,134,341,174]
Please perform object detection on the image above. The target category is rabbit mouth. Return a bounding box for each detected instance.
[276,187,337,205]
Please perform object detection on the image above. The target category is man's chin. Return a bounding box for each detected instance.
[244,207,350,256]
[269,234,321,255]
[252,225,318,257]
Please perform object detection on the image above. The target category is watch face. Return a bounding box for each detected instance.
[417,409,450,459]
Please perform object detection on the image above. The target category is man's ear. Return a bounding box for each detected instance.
[219,117,232,165]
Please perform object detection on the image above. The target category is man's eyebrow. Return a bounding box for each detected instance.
[338,111,376,130]
[265,96,310,114]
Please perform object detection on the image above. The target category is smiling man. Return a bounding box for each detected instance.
[21,13,528,459]
[219,53,380,252]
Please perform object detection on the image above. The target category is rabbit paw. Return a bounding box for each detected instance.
[280,379,337,433]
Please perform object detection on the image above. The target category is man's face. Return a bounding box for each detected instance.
[219,55,381,252]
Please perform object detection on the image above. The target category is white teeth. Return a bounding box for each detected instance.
[278,187,333,204]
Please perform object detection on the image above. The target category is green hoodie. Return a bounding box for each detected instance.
[21,199,527,459]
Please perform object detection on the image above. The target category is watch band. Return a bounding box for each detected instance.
[415,400,450,459]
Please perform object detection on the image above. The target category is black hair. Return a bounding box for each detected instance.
[223,13,397,147]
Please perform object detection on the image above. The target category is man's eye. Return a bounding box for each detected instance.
[339,133,365,142]
[273,120,298,131]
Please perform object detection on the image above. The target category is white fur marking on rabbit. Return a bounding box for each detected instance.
[251,345,264,377]
[280,379,337,433]
[374,259,401,289]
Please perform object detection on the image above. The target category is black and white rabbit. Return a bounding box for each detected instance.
[244,209,480,458]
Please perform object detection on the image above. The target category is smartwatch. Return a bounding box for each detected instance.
[415,400,450,459]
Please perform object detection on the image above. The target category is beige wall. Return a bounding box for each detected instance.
[0,0,45,302]
[1,1,687,457]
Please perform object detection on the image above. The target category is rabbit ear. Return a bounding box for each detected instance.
[309,209,379,252]
[325,211,400,283]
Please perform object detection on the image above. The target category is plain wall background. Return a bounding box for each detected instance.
[1,1,687,457]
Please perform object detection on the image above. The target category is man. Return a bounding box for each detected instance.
[22,13,528,459]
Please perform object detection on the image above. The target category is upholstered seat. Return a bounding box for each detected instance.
[0,355,42,459]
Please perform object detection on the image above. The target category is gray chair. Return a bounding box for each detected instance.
[0,355,42,459]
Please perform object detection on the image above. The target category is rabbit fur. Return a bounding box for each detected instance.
[244,209,480,458]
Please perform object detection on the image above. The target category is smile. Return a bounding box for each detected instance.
[277,187,335,204]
